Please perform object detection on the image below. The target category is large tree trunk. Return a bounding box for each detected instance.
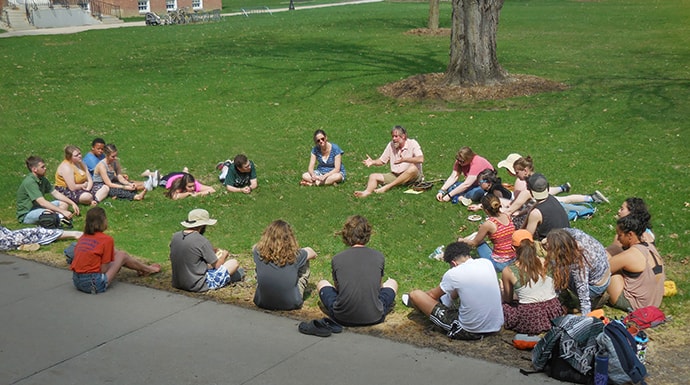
[444,0,506,86]
[428,0,440,30]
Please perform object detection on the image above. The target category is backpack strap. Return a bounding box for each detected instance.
[604,321,647,385]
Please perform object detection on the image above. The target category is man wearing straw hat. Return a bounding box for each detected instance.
[169,208,244,292]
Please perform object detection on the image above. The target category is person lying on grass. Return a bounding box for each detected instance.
[70,207,160,294]
[222,154,258,194]
[163,168,216,200]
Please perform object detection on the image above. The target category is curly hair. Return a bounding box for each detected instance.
[617,215,645,238]
[544,229,588,290]
[514,239,546,287]
[623,197,652,230]
[341,215,372,246]
[255,220,300,267]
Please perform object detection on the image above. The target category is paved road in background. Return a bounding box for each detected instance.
[0,0,382,38]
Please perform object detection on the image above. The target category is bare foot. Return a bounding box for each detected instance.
[134,190,146,200]
[140,169,151,177]
[139,263,161,277]
[374,187,388,194]
[300,180,313,186]
[354,190,371,198]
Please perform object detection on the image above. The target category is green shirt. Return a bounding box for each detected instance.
[16,174,54,222]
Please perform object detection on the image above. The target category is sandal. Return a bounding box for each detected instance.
[322,317,343,333]
[298,319,332,337]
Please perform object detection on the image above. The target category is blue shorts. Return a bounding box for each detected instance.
[319,286,396,326]
[72,272,108,294]
[205,266,244,290]
[205,266,231,290]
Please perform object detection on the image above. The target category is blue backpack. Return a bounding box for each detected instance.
[597,320,648,385]
[562,203,596,221]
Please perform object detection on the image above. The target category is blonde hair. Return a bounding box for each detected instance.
[255,220,300,267]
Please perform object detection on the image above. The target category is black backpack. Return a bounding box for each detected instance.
[38,212,73,229]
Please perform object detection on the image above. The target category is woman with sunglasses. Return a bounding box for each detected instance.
[301,129,346,186]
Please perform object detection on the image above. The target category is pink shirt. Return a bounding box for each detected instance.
[453,155,493,179]
[379,138,423,174]
[165,174,202,192]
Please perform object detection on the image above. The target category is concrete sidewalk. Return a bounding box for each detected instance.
[0,253,560,384]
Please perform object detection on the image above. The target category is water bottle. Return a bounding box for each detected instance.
[594,351,609,385]
[635,330,648,364]
[428,245,444,260]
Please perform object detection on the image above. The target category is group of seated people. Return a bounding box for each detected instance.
[10,127,667,338]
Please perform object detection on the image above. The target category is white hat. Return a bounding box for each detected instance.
[497,153,522,174]
[181,209,217,228]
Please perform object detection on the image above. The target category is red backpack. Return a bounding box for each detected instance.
[623,306,667,330]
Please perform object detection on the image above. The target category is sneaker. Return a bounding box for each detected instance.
[153,170,160,186]
[60,217,73,229]
[591,190,610,204]
[560,182,571,193]
[230,267,246,283]
[144,176,154,191]
[459,196,473,206]
[401,293,411,307]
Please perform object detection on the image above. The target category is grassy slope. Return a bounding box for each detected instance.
[1,0,688,327]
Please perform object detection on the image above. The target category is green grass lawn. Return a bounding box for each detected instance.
[1,0,688,322]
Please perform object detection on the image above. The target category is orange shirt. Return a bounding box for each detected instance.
[71,232,115,274]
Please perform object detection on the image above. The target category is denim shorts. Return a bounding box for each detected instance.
[23,201,62,224]
[72,272,108,294]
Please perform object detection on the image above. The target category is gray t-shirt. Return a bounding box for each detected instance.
[331,246,385,325]
[253,248,308,310]
[169,230,218,292]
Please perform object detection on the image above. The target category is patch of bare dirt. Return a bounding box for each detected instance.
[404,27,451,37]
[378,72,569,102]
[11,238,687,384]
